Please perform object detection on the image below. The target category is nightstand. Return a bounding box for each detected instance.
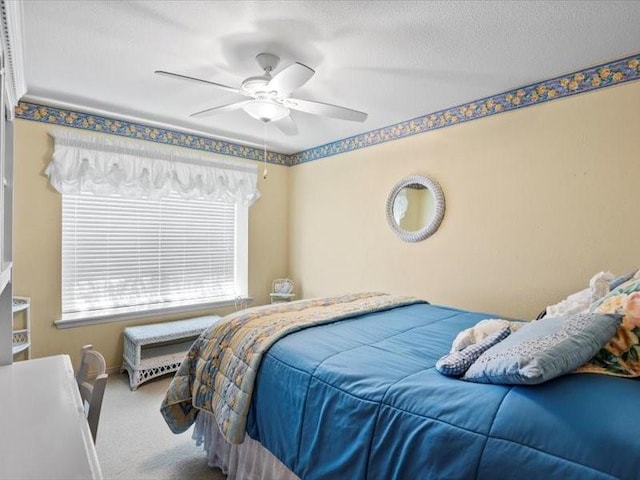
[270,278,295,303]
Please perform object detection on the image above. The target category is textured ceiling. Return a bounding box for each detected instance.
[20,0,640,155]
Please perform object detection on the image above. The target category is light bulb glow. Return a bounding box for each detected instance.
[243,100,290,122]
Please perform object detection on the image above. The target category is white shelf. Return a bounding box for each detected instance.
[12,327,29,354]
[12,296,30,359]
[12,344,28,355]
[12,296,28,313]
[0,34,15,366]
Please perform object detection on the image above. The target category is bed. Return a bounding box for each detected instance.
[161,294,640,480]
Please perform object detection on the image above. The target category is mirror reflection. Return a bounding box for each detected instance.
[386,175,445,242]
[392,184,436,233]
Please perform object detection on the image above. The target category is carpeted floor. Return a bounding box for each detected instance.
[96,373,226,480]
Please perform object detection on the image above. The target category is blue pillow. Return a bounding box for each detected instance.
[609,270,637,291]
[462,312,621,385]
[436,327,510,377]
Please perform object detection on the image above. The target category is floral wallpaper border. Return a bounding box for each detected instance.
[14,102,290,166]
[291,53,640,165]
[15,53,639,167]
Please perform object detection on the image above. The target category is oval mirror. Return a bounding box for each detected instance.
[386,175,445,242]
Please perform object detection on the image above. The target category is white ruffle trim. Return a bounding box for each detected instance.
[46,129,260,206]
[193,412,299,480]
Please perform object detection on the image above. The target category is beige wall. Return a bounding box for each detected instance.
[289,81,640,320]
[12,120,289,369]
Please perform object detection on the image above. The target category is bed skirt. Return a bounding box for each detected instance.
[193,411,299,480]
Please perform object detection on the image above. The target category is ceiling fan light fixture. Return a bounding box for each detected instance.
[243,100,290,123]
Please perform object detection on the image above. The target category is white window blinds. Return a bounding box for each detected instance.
[61,192,247,320]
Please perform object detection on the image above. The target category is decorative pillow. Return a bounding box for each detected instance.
[462,312,621,385]
[609,270,637,291]
[575,278,640,377]
[436,327,510,377]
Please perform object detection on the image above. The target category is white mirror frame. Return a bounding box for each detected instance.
[386,175,445,242]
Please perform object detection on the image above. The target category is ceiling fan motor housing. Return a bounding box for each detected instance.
[242,76,271,95]
[241,53,281,96]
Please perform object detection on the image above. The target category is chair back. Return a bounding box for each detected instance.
[76,344,108,442]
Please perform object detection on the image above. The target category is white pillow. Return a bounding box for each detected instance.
[545,288,590,317]
[545,271,614,317]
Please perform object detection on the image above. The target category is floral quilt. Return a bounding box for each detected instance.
[575,278,640,377]
[160,292,425,444]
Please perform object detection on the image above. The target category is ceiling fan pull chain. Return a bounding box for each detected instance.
[263,122,268,180]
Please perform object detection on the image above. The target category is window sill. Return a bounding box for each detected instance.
[54,296,253,329]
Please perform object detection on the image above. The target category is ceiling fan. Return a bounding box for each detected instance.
[155,53,368,136]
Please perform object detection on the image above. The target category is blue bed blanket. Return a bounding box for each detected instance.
[245,303,640,479]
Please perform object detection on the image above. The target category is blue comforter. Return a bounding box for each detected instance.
[245,303,640,479]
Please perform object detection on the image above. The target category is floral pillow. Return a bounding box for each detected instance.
[575,278,640,377]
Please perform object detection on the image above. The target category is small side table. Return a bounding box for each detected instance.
[270,293,295,303]
[270,278,295,303]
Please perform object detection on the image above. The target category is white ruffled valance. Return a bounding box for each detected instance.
[45,130,260,206]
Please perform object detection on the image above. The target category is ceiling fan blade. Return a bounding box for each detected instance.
[268,62,315,95]
[273,115,299,136]
[155,70,242,95]
[287,98,368,122]
[190,100,252,118]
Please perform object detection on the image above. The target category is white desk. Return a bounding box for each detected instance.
[0,355,102,479]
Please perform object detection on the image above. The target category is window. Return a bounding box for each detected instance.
[60,192,248,323]
[46,129,258,326]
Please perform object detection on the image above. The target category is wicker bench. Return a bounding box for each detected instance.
[122,315,221,390]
